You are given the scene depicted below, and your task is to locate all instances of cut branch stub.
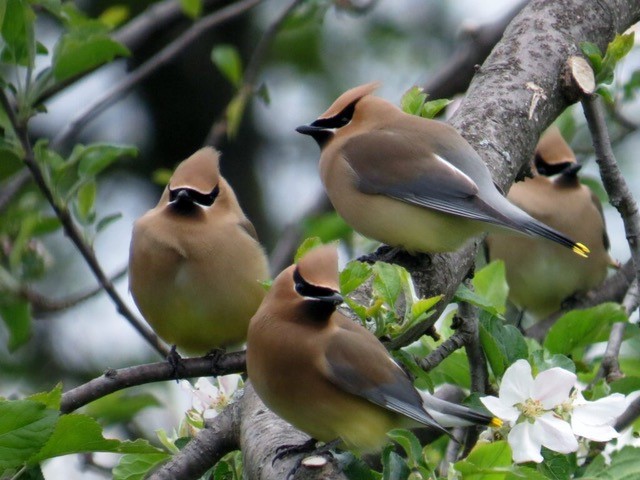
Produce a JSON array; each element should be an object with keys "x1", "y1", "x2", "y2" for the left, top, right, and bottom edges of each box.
[{"x1": 563, "y1": 55, "x2": 596, "y2": 101}]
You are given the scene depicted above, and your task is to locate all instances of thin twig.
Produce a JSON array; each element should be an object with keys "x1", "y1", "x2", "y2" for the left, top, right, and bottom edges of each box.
[
  {"x1": 418, "y1": 331, "x2": 466, "y2": 372},
  {"x1": 615, "y1": 394, "x2": 640, "y2": 432},
  {"x1": 36, "y1": 0, "x2": 222, "y2": 105},
  {"x1": 582, "y1": 94, "x2": 640, "y2": 315},
  {"x1": 60, "y1": 351, "x2": 246, "y2": 413},
  {"x1": 23, "y1": 266, "x2": 128, "y2": 314},
  {"x1": 51, "y1": 0, "x2": 263, "y2": 152},
  {"x1": 0, "y1": 89, "x2": 169, "y2": 357},
  {"x1": 204, "y1": 0, "x2": 304, "y2": 147}
]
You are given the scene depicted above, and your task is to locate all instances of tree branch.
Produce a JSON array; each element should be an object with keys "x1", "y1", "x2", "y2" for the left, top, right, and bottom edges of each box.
[
  {"x1": 21, "y1": 266, "x2": 128, "y2": 315},
  {"x1": 149, "y1": 396, "x2": 241, "y2": 480},
  {"x1": 526, "y1": 259, "x2": 635, "y2": 342},
  {"x1": 0, "y1": 89, "x2": 170, "y2": 357},
  {"x1": 60, "y1": 351, "x2": 246, "y2": 413},
  {"x1": 50, "y1": 0, "x2": 263, "y2": 152},
  {"x1": 582, "y1": 94, "x2": 640, "y2": 315},
  {"x1": 615, "y1": 394, "x2": 640, "y2": 432},
  {"x1": 420, "y1": 0, "x2": 528, "y2": 100},
  {"x1": 204, "y1": 0, "x2": 305, "y2": 148}
]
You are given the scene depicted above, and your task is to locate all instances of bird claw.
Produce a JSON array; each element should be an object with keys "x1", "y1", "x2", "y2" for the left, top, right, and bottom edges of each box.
[
  {"x1": 167, "y1": 345, "x2": 184, "y2": 381},
  {"x1": 272, "y1": 438, "x2": 317, "y2": 466}
]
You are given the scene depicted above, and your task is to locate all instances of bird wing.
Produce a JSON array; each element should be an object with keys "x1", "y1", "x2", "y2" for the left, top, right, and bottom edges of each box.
[
  {"x1": 342, "y1": 130, "x2": 501, "y2": 223},
  {"x1": 322, "y1": 318, "x2": 448, "y2": 433}
]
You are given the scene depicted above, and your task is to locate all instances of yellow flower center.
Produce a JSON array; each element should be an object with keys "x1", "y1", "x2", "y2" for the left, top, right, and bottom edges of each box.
[{"x1": 519, "y1": 398, "x2": 544, "y2": 419}]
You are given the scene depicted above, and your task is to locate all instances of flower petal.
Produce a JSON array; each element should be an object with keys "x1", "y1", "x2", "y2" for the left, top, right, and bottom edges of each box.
[
  {"x1": 536, "y1": 412, "x2": 578, "y2": 454},
  {"x1": 480, "y1": 396, "x2": 520, "y2": 423},
  {"x1": 219, "y1": 374, "x2": 241, "y2": 396},
  {"x1": 533, "y1": 368, "x2": 576, "y2": 409},
  {"x1": 508, "y1": 421, "x2": 543, "y2": 463},
  {"x1": 573, "y1": 393, "x2": 627, "y2": 425},
  {"x1": 500, "y1": 359, "x2": 534, "y2": 406},
  {"x1": 572, "y1": 420, "x2": 619, "y2": 442}
]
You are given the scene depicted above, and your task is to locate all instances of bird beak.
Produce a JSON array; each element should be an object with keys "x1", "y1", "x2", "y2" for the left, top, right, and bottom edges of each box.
[
  {"x1": 296, "y1": 124, "x2": 324, "y2": 136},
  {"x1": 317, "y1": 291, "x2": 344, "y2": 306}
]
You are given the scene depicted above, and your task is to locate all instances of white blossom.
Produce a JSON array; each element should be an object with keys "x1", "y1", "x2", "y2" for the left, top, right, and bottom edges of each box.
[{"x1": 481, "y1": 359, "x2": 578, "y2": 463}]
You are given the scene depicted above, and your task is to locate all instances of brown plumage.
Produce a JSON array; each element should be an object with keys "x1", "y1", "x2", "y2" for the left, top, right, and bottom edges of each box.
[
  {"x1": 247, "y1": 245, "x2": 499, "y2": 453},
  {"x1": 129, "y1": 147, "x2": 269, "y2": 353},
  {"x1": 486, "y1": 126, "x2": 618, "y2": 319},
  {"x1": 296, "y1": 83, "x2": 589, "y2": 257}
]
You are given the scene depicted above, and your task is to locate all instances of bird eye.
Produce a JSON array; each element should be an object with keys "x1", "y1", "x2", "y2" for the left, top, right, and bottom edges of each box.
[{"x1": 293, "y1": 267, "x2": 339, "y2": 299}]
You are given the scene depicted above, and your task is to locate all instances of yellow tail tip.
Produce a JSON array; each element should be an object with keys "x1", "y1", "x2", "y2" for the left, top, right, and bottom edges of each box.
[
  {"x1": 490, "y1": 417, "x2": 503, "y2": 428},
  {"x1": 573, "y1": 243, "x2": 590, "y2": 258}
]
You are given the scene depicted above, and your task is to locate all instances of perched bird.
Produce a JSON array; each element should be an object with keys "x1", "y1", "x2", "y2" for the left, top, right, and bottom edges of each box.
[
  {"x1": 296, "y1": 83, "x2": 589, "y2": 257},
  {"x1": 247, "y1": 245, "x2": 500, "y2": 454},
  {"x1": 486, "y1": 126, "x2": 618, "y2": 319},
  {"x1": 129, "y1": 148, "x2": 269, "y2": 353}
]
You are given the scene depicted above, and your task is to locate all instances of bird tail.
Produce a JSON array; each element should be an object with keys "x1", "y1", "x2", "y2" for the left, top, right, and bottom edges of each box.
[
  {"x1": 420, "y1": 392, "x2": 502, "y2": 428},
  {"x1": 519, "y1": 217, "x2": 590, "y2": 258}
]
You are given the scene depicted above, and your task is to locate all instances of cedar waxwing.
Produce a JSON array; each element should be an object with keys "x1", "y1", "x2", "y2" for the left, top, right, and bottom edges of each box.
[
  {"x1": 486, "y1": 126, "x2": 618, "y2": 319},
  {"x1": 246, "y1": 245, "x2": 500, "y2": 453},
  {"x1": 129, "y1": 148, "x2": 269, "y2": 353},
  {"x1": 296, "y1": 83, "x2": 589, "y2": 257}
]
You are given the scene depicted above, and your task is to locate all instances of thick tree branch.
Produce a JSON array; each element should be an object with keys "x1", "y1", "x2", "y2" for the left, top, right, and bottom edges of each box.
[
  {"x1": 149, "y1": 395, "x2": 241, "y2": 480},
  {"x1": 51, "y1": 0, "x2": 263, "y2": 152},
  {"x1": 60, "y1": 351, "x2": 246, "y2": 413}
]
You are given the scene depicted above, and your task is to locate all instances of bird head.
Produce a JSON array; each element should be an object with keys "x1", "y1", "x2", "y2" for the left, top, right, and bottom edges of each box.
[{"x1": 296, "y1": 82, "x2": 381, "y2": 147}]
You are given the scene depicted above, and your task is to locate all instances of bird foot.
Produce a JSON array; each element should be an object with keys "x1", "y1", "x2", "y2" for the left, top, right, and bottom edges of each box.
[
  {"x1": 357, "y1": 245, "x2": 400, "y2": 264},
  {"x1": 204, "y1": 347, "x2": 225, "y2": 363},
  {"x1": 167, "y1": 345, "x2": 184, "y2": 381},
  {"x1": 272, "y1": 437, "x2": 317, "y2": 466}
]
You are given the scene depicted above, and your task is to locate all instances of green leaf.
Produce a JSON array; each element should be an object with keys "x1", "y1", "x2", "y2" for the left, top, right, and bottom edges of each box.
[
  {"x1": 453, "y1": 441, "x2": 512, "y2": 479},
  {"x1": 606, "y1": 32, "x2": 635, "y2": 63},
  {"x1": 381, "y1": 447, "x2": 410, "y2": 480},
  {"x1": 76, "y1": 180, "x2": 97, "y2": 223},
  {"x1": 400, "y1": 86, "x2": 428, "y2": 116},
  {"x1": 225, "y1": 93, "x2": 248, "y2": 138},
  {"x1": 544, "y1": 303, "x2": 627, "y2": 355},
  {"x1": 623, "y1": 69, "x2": 640, "y2": 100},
  {"x1": 372, "y1": 262, "x2": 402, "y2": 308},
  {"x1": 479, "y1": 313, "x2": 528, "y2": 378},
  {"x1": 31, "y1": 216, "x2": 62, "y2": 236},
  {"x1": 179, "y1": 0, "x2": 202, "y2": 18},
  {"x1": 1, "y1": 0, "x2": 36, "y2": 67},
  {"x1": 52, "y1": 24, "x2": 130, "y2": 81},
  {"x1": 303, "y1": 212, "x2": 352, "y2": 243},
  {"x1": 530, "y1": 350, "x2": 575, "y2": 374},
  {"x1": 582, "y1": 446, "x2": 640, "y2": 478},
  {"x1": 28, "y1": 384, "x2": 62, "y2": 410},
  {"x1": 394, "y1": 349, "x2": 434, "y2": 392},
  {"x1": 294, "y1": 237, "x2": 324, "y2": 262},
  {"x1": 580, "y1": 41, "x2": 603, "y2": 74},
  {"x1": 0, "y1": 400, "x2": 58, "y2": 470},
  {"x1": 410, "y1": 296, "x2": 442, "y2": 322},
  {"x1": 340, "y1": 261, "x2": 372, "y2": 295},
  {"x1": 455, "y1": 283, "x2": 502, "y2": 317},
  {"x1": 77, "y1": 144, "x2": 137, "y2": 177},
  {"x1": 113, "y1": 452, "x2": 171, "y2": 480},
  {"x1": 387, "y1": 429, "x2": 422, "y2": 467},
  {"x1": 99, "y1": 6, "x2": 130, "y2": 29},
  {"x1": 472, "y1": 261, "x2": 508, "y2": 315},
  {"x1": 31, "y1": 414, "x2": 163, "y2": 463},
  {"x1": 96, "y1": 212, "x2": 123, "y2": 233},
  {"x1": 152, "y1": 168, "x2": 173, "y2": 186},
  {"x1": 0, "y1": 298, "x2": 31, "y2": 351},
  {"x1": 537, "y1": 448, "x2": 576, "y2": 479},
  {"x1": 211, "y1": 45, "x2": 243, "y2": 88},
  {"x1": 421, "y1": 98, "x2": 452, "y2": 119},
  {"x1": 84, "y1": 391, "x2": 161, "y2": 425}
]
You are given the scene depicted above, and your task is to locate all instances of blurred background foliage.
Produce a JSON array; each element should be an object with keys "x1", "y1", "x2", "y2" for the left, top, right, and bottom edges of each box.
[{"x1": 1, "y1": 0, "x2": 639, "y2": 477}]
